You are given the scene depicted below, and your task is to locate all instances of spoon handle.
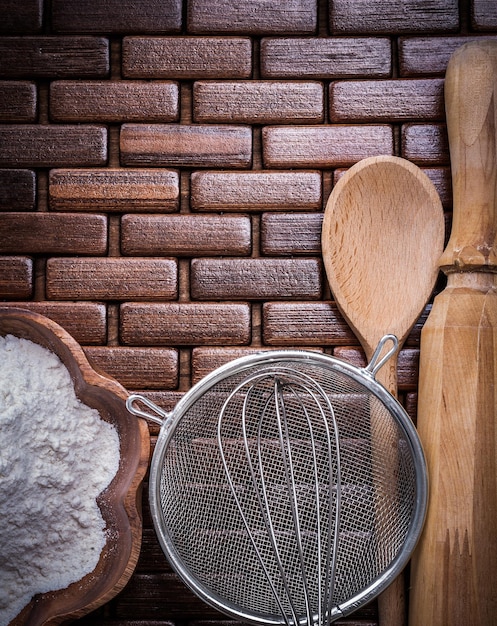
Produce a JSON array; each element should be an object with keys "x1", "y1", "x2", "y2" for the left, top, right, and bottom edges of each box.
[{"x1": 409, "y1": 40, "x2": 497, "y2": 626}]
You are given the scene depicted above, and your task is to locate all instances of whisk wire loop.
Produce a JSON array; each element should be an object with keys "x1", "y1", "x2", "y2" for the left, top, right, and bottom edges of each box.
[{"x1": 218, "y1": 369, "x2": 342, "y2": 626}]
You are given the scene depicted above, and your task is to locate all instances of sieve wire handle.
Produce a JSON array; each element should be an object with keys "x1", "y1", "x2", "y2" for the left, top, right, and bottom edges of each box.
[
  {"x1": 126, "y1": 393, "x2": 170, "y2": 426},
  {"x1": 365, "y1": 334, "x2": 399, "y2": 378}
]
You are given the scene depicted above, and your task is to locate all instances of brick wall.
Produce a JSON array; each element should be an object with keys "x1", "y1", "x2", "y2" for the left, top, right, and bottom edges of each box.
[{"x1": 1, "y1": 0, "x2": 496, "y2": 624}]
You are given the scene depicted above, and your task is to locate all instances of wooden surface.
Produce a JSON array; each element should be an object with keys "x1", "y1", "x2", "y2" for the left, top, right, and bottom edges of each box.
[
  {"x1": 1, "y1": 1, "x2": 496, "y2": 624},
  {"x1": 0, "y1": 307, "x2": 149, "y2": 626},
  {"x1": 322, "y1": 155, "x2": 445, "y2": 625},
  {"x1": 409, "y1": 39, "x2": 497, "y2": 626}
]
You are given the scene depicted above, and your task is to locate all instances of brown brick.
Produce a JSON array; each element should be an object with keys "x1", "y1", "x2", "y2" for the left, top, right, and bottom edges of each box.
[
  {"x1": 422, "y1": 167, "x2": 452, "y2": 208},
  {"x1": 473, "y1": 0, "x2": 497, "y2": 29},
  {"x1": 334, "y1": 346, "x2": 419, "y2": 390},
  {"x1": 190, "y1": 170, "x2": 322, "y2": 211},
  {"x1": 330, "y1": 78, "x2": 445, "y2": 121},
  {"x1": 405, "y1": 392, "x2": 418, "y2": 424},
  {"x1": 52, "y1": 0, "x2": 182, "y2": 33},
  {"x1": 113, "y1": 573, "x2": 220, "y2": 621},
  {"x1": 262, "y1": 125, "x2": 393, "y2": 168},
  {"x1": 120, "y1": 302, "x2": 251, "y2": 346},
  {"x1": 330, "y1": 0, "x2": 459, "y2": 34},
  {"x1": 191, "y1": 258, "x2": 321, "y2": 300},
  {"x1": 0, "y1": 257, "x2": 32, "y2": 298},
  {"x1": 0, "y1": 125, "x2": 107, "y2": 168},
  {"x1": 0, "y1": 82, "x2": 37, "y2": 122},
  {"x1": 84, "y1": 346, "x2": 179, "y2": 389},
  {"x1": 46, "y1": 258, "x2": 177, "y2": 301},
  {"x1": 401, "y1": 123, "x2": 449, "y2": 164},
  {"x1": 193, "y1": 81, "x2": 323, "y2": 124},
  {"x1": 192, "y1": 346, "x2": 282, "y2": 383},
  {"x1": 0, "y1": 0, "x2": 42, "y2": 33},
  {"x1": 262, "y1": 302, "x2": 354, "y2": 345},
  {"x1": 121, "y1": 215, "x2": 251, "y2": 256},
  {"x1": 0, "y1": 213, "x2": 107, "y2": 255},
  {"x1": 50, "y1": 81, "x2": 179, "y2": 123},
  {"x1": 261, "y1": 37, "x2": 391, "y2": 78},
  {"x1": 0, "y1": 302, "x2": 107, "y2": 344},
  {"x1": 187, "y1": 0, "x2": 317, "y2": 34},
  {"x1": 120, "y1": 124, "x2": 252, "y2": 168},
  {"x1": 123, "y1": 37, "x2": 252, "y2": 79},
  {"x1": 49, "y1": 168, "x2": 179, "y2": 212},
  {"x1": 0, "y1": 170, "x2": 35, "y2": 211},
  {"x1": 261, "y1": 213, "x2": 323, "y2": 255},
  {"x1": 0, "y1": 37, "x2": 109, "y2": 78},
  {"x1": 398, "y1": 36, "x2": 497, "y2": 76}
]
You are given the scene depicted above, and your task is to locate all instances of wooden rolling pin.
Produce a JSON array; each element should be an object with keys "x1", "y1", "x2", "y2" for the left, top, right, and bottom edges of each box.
[{"x1": 408, "y1": 40, "x2": 497, "y2": 625}]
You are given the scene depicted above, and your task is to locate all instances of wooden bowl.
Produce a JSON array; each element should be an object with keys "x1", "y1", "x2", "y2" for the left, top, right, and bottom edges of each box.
[{"x1": 0, "y1": 307, "x2": 150, "y2": 626}]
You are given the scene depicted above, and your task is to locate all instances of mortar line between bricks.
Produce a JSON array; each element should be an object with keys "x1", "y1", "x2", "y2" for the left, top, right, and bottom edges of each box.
[
  {"x1": 108, "y1": 215, "x2": 121, "y2": 257},
  {"x1": 38, "y1": 82, "x2": 49, "y2": 124},
  {"x1": 33, "y1": 258, "x2": 46, "y2": 301},
  {"x1": 110, "y1": 38, "x2": 122, "y2": 80},
  {"x1": 252, "y1": 302, "x2": 262, "y2": 347},
  {"x1": 179, "y1": 258, "x2": 190, "y2": 301},
  {"x1": 108, "y1": 126, "x2": 120, "y2": 168},
  {"x1": 107, "y1": 304, "x2": 119, "y2": 346},
  {"x1": 37, "y1": 171, "x2": 48, "y2": 212}
]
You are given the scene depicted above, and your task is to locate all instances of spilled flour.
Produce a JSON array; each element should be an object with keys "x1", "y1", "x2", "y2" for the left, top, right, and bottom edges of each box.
[{"x1": 0, "y1": 335, "x2": 120, "y2": 626}]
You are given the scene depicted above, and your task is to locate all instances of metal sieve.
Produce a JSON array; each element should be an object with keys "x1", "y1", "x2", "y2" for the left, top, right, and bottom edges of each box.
[{"x1": 126, "y1": 335, "x2": 427, "y2": 624}]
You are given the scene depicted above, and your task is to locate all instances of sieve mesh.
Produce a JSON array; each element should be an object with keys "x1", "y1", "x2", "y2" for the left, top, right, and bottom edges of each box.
[{"x1": 152, "y1": 355, "x2": 422, "y2": 625}]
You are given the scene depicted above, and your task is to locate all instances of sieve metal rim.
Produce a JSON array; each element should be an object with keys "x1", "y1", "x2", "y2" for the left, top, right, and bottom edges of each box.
[{"x1": 129, "y1": 343, "x2": 428, "y2": 624}]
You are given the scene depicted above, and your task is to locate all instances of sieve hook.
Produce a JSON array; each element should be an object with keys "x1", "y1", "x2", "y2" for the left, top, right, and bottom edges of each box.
[
  {"x1": 365, "y1": 334, "x2": 399, "y2": 377},
  {"x1": 126, "y1": 393, "x2": 170, "y2": 426}
]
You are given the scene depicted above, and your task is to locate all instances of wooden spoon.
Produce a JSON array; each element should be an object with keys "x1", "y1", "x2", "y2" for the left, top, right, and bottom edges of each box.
[{"x1": 321, "y1": 154, "x2": 445, "y2": 625}]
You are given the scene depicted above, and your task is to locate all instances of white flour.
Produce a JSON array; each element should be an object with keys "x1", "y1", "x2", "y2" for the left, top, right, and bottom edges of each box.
[{"x1": 0, "y1": 334, "x2": 120, "y2": 626}]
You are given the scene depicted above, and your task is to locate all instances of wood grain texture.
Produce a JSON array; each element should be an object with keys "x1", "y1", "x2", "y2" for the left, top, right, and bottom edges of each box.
[
  {"x1": 84, "y1": 346, "x2": 179, "y2": 389},
  {"x1": 187, "y1": 0, "x2": 317, "y2": 34},
  {"x1": 322, "y1": 155, "x2": 444, "y2": 626},
  {"x1": 123, "y1": 36, "x2": 252, "y2": 79},
  {"x1": 0, "y1": 37, "x2": 109, "y2": 78},
  {"x1": 399, "y1": 36, "x2": 497, "y2": 76},
  {"x1": 329, "y1": 78, "x2": 445, "y2": 121},
  {"x1": 190, "y1": 170, "x2": 322, "y2": 210},
  {"x1": 0, "y1": 257, "x2": 32, "y2": 298},
  {"x1": 0, "y1": 213, "x2": 107, "y2": 254},
  {"x1": 0, "y1": 169, "x2": 35, "y2": 211},
  {"x1": 261, "y1": 37, "x2": 391, "y2": 78},
  {"x1": 120, "y1": 302, "x2": 251, "y2": 346},
  {"x1": 121, "y1": 215, "x2": 251, "y2": 256},
  {"x1": 52, "y1": 0, "x2": 182, "y2": 33},
  {"x1": 46, "y1": 258, "x2": 178, "y2": 301},
  {"x1": 409, "y1": 39, "x2": 497, "y2": 626},
  {"x1": 330, "y1": 0, "x2": 459, "y2": 34},
  {"x1": 191, "y1": 258, "x2": 322, "y2": 300},
  {"x1": 262, "y1": 301, "x2": 354, "y2": 345},
  {"x1": 472, "y1": 0, "x2": 497, "y2": 30},
  {"x1": 50, "y1": 81, "x2": 179, "y2": 122},
  {"x1": 263, "y1": 125, "x2": 393, "y2": 168},
  {"x1": 49, "y1": 168, "x2": 179, "y2": 212},
  {"x1": 401, "y1": 123, "x2": 449, "y2": 164},
  {"x1": 0, "y1": 302, "x2": 107, "y2": 344},
  {"x1": 0, "y1": 125, "x2": 107, "y2": 167},
  {"x1": 261, "y1": 213, "x2": 323, "y2": 255},
  {"x1": 120, "y1": 124, "x2": 252, "y2": 168},
  {"x1": 0, "y1": 81, "x2": 36, "y2": 122},
  {"x1": 0, "y1": 0, "x2": 42, "y2": 33},
  {"x1": 193, "y1": 80, "x2": 323, "y2": 123},
  {"x1": 192, "y1": 346, "x2": 278, "y2": 383}
]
